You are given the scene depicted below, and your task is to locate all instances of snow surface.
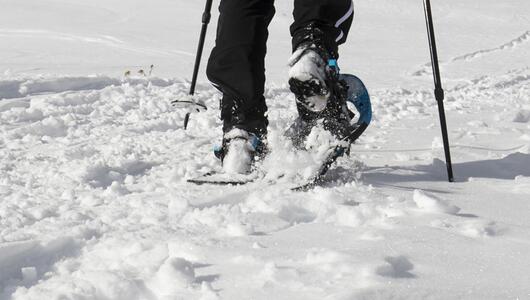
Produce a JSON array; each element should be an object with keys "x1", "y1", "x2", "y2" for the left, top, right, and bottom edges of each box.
[{"x1": 1, "y1": 0, "x2": 530, "y2": 299}]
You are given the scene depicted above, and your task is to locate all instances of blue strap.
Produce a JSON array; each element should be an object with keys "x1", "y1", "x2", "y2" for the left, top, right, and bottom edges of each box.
[
  {"x1": 213, "y1": 134, "x2": 262, "y2": 159},
  {"x1": 248, "y1": 134, "x2": 262, "y2": 151},
  {"x1": 328, "y1": 59, "x2": 340, "y2": 73}
]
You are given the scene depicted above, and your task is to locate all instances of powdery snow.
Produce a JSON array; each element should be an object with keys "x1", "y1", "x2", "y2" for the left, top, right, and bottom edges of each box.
[{"x1": 1, "y1": 0, "x2": 530, "y2": 299}]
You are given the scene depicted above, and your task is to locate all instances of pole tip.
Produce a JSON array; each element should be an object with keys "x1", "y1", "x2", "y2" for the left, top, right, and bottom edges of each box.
[{"x1": 184, "y1": 113, "x2": 190, "y2": 130}]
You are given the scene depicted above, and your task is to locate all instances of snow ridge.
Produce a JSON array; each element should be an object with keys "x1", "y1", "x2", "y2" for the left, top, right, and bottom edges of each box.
[{"x1": 451, "y1": 30, "x2": 530, "y2": 62}]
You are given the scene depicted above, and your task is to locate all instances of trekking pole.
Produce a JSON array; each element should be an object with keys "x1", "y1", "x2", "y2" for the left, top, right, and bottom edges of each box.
[
  {"x1": 184, "y1": 0, "x2": 214, "y2": 130},
  {"x1": 423, "y1": 0, "x2": 454, "y2": 182}
]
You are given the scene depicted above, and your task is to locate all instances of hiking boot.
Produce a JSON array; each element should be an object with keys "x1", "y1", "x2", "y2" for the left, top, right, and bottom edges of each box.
[{"x1": 214, "y1": 128, "x2": 265, "y2": 174}]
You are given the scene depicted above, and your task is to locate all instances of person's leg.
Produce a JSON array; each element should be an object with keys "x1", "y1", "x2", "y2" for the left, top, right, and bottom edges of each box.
[
  {"x1": 291, "y1": 0, "x2": 354, "y2": 58},
  {"x1": 206, "y1": 0, "x2": 275, "y2": 138}
]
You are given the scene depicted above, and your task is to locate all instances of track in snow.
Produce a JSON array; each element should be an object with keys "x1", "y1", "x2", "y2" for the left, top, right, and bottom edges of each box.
[{"x1": 1, "y1": 69, "x2": 530, "y2": 299}]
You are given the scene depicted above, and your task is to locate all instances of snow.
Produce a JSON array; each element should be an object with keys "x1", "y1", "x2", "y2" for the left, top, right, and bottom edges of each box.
[{"x1": 1, "y1": 0, "x2": 530, "y2": 299}]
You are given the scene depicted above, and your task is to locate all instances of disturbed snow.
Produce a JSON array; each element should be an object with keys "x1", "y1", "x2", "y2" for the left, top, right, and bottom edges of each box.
[{"x1": 1, "y1": 70, "x2": 529, "y2": 299}]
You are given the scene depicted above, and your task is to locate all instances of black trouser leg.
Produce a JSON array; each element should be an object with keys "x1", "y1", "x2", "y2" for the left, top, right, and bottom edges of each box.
[
  {"x1": 291, "y1": 0, "x2": 354, "y2": 57},
  {"x1": 206, "y1": 0, "x2": 275, "y2": 137}
]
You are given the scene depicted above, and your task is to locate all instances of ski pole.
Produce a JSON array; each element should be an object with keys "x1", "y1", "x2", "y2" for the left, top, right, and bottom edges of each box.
[
  {"x1": 184, "y1": 0, "x2": 214, "y2": 130},
  {"x1": 423, "y1": 0, "x2": 454, "y2": 182}
]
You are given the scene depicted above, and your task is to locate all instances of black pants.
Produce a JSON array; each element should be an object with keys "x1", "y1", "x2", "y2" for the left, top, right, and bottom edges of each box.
[{"x1": 207, "y1": 0, "x2": 354, "y2": 136}]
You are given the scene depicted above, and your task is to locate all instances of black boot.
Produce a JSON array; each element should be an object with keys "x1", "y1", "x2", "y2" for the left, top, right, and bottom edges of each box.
[{"x1": 287, "y1": 26, "x2": 356, "y2": 146}]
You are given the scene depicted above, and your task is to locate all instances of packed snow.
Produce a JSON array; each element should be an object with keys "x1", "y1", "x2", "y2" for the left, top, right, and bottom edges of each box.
[{"x1": 1, "y1": 0, "x2": 529, "y2": 299}]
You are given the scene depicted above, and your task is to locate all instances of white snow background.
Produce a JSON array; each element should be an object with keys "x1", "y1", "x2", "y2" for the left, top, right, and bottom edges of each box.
[{"x1": 1, "y1": 0, "x2": 530, "y2": 299}]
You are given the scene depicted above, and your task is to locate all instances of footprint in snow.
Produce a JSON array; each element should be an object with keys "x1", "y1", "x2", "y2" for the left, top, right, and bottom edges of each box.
[
  {"x1": 431, "y1": 219, "x2": 500, "y2": 238},
  {"x1": 412, "y1": 190, "x2": 502, "y2": 238},
  {"x1": 376, "y1": 256, "x2": 415, "y2": 279}
]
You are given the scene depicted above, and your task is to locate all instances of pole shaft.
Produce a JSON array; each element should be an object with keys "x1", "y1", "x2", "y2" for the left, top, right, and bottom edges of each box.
[
  {"x1": 423, "y1": 0, "x2": 454, "y2": 182},
  {"x1": 185, "y1": 0, "x2": 214, "y2": 129},
  {"x1": 189, "y1": 0, "x2": 214, "y2": 96}
]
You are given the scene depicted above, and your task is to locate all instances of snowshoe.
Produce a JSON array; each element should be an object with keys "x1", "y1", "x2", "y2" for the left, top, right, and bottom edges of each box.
[
  {"x1": 286, "y1": 69, "x2": 373, "y2": 189},
  {"x1": 287, "y1": 40, "x2": 371, "y2": 148}
]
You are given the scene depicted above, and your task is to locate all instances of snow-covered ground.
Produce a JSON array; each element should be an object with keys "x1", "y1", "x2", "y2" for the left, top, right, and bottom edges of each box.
[{"x1": 1, "y1": 0, "x2": 529, "y2": 299}]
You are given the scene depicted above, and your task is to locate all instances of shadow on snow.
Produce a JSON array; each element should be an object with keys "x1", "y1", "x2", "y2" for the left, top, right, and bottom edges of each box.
[{"x1": 361, "y1": 152, "x2": 530, "y2": 185}]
